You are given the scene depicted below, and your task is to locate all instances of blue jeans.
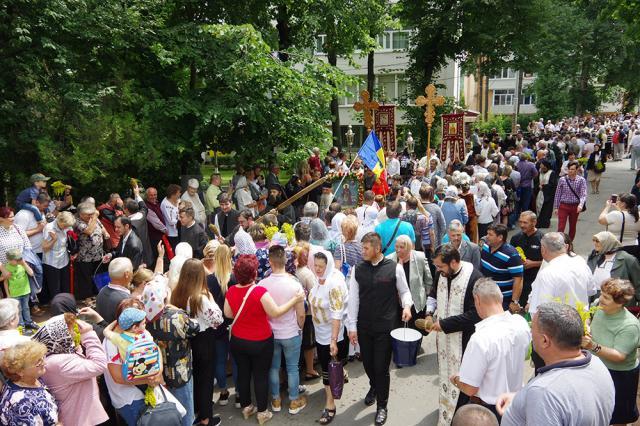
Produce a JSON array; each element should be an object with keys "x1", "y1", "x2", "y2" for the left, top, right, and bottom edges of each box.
[
  {"x1": 214, "y1": 337, "x2": 237, "y2": 389},
  {"x1": 16, "y1": 202, "x2": 43, "y2": 222},
  {"x1": 14, "y1": 295, "x2": 31, "y2": 326},
  {"x1": 170, "y1": 378, "x2": 194, "y2": 426},
  {"x1": 269, "y1": 334, "x2": 302, "y2": 400},
  {"x1": 117, "y1": 398, "x2": 145, "y2": 426}
]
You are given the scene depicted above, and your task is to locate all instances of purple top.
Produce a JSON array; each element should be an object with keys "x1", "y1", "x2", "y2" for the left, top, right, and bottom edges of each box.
[
  {"x1": 517, "y1": 160, "x2": 538, "y2": 188},
  {"x1": 553, "y1": 175, "x2": 587, "y2": 209}
]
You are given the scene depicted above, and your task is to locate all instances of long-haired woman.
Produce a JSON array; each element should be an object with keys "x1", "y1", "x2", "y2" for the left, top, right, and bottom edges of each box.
[{"x1": 171, "y1": 259, "x2": 223, "y2": 426}]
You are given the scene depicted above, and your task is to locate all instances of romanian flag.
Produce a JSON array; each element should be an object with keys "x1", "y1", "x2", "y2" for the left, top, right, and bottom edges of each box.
[{"x1": 358, "y1": 131, "x2": 386, "y2": 177}]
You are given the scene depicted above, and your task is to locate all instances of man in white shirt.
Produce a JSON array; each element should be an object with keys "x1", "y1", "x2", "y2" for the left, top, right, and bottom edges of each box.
[
  {"x1": 347, "y1": 232, "x2": 412, "y2": 426},
  {"x1": 14, "y1": 192, "x2": 50, "y2": 256},
  {"x1": 161, "y1": 184, "x2": 181, "y2": 249},
  {"x1": 386, "y1": 151, "x2": 401, "y2": 178},
  {"x1": 451, "y1": 278, "x2": 531, "y2": 418},
  {"x1": 629, "y1": 130, "x2": 640, "y2": 170},
  {"x1": 526, "y1": 232, "x2": 594, "y2": 368},
  {"x1": 258, "y1": 246, "x2": 307, "y2": 414},
  {"x1": 409, "y1": 168, "x2": 427, "y2": 196}
]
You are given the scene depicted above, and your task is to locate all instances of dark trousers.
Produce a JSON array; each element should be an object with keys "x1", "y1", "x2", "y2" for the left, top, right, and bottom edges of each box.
[
  {"x1": 230, "y1": 335, "x2": 274, "y2": 412},
  {"x1": 74, "y1": 260, "x2": 100, "y2": 300},
  {"x1": 43, "y1": 264, "x2": 70, "y2": 302},
  {"x1": 192, "y1": 328, "x2": 217, "y2": 421},
  {"x1": 517, "y1": 186, "x2": 533, "y2": 216},
  {"x1": 358, "y1": 328, "x2": 393, "y2": 409},
  {"x1": 316, "y1": 338, "x2": 348, "y2": 386}
]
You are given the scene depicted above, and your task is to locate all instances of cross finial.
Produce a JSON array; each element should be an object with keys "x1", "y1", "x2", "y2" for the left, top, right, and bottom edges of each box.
[
  {"x1": 353, "y1": 90, "x2": 380, "y2": 131},
  {"x1": 416, "y1": 84, "x2": 445, "y2": 129}
]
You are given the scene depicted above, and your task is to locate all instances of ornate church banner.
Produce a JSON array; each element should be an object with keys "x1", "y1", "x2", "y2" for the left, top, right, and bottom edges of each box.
[
  {"x1": 374, "y1": 105, "x2": 396, "y2": 152},
  {"x1": 440, "y1": 113, "x2": 466, "y2": 162}
]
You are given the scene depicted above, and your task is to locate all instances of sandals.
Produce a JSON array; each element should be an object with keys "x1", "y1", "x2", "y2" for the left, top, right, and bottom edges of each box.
[
  {"x1": 242, "y1": 404, "x2": 258, "y2": 419},
  {"x1": 305, "y1": 372, "x2": 321, "y2": 381},
  {"x1": 317, "y1": 408, "x2": 336, "y2": 425}
]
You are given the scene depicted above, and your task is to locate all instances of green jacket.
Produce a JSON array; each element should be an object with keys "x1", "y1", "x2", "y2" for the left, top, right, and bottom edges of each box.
[{"x1": 587, "y1": 249, "x2": 640, "y2": 306}]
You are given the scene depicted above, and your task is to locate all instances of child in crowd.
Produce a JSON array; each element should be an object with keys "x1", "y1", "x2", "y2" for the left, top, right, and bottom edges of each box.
[
  {"x1": 103, "y1": 307, "x2": 160, "y2": 382},
  {"x1": 15, "y1": 173, "x2": 50, "y2": 222},
  {"x1": 2, "y1": 248, "x2": 38, "y2": 331}
]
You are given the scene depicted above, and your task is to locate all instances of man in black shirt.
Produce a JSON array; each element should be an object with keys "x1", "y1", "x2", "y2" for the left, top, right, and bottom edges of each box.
[{"x1": 509, "y1": 211, "x2": 544, "y2": 306}]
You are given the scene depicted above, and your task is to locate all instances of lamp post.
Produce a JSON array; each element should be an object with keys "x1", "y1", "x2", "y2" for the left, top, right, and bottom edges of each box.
[
  {"x1": 345, "y1": 125, "x2": 355, "y2": 161},
  {"x1": 406, "y1": 131, "x2": 414, "y2": 155}
]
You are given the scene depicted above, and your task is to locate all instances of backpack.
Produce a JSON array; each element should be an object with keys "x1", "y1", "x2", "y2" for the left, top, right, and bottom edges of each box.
[{"x1": 120, "y1": 334, "x2": 161, "y2": 382}]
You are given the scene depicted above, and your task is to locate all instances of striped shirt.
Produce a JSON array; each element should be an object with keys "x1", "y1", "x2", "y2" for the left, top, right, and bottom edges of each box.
[{"x1": 481, "y1": 243, "x2": 524, "y2": 297}]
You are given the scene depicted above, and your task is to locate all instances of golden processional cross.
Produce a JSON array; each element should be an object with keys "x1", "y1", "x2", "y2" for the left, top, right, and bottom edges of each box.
[
  {"x1": 416, "y1": 84, "x2": 445, "y2": 165},
  {"x1": 353, "y1": 90, "x2": 379, "y2": 132}
]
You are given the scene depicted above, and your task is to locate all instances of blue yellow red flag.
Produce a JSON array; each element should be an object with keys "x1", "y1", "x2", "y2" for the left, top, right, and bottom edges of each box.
[{"x1": 357, "y1": 131, "x2": 386, "y2": 177}]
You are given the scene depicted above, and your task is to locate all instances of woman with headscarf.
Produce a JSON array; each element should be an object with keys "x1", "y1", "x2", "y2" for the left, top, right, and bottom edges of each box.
[
  {"x1": 587, "y1": 231, "x2": 640, "y2": 301},
  {"x1": 234, "y1": 226, "x2": 257, "y2": 256},
  {"x1": 34, "y1": 314, "x2": 108, "y2": 426},
  {"x1": 168, "y1": 242, "x2": 192, "y2": 290},
  {"x1": 310, "y1": 218, "x2": 331, "y2": 250},
  {"x1": 144, "y1": 276, "x2": 201, "y2": 426},
  {"x1": 474, "y1": 181, "x2": 498, "y2": 238},
  {"x1": 0, "y1": 341, "x2": 58, "y2": 425},
  {"x1": 308, "y1": 250, "x2": 349, "y2": 425},
  {"x1": 235, "y1": 176, "x2": 257, "y2": 216}
]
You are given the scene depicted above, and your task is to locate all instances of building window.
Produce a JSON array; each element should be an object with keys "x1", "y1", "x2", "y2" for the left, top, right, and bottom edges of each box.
[
  {"x1": 377, "y1": 32, "x2": 391, "y2": 50},
  {"x1": 376, "y1": 74, "x2": 396, "y2": 102},
  {"x1": 492, "y1": 68, "x2": 516, "y2": 79},
  {"x1": 392, "y1": 31, "x2": 409, "y2": 50},
  {"x1": 493, "y1": 89, "x2": 515, "y2": 106},
  {"x1": 521, "y1": 93, "x2": 535, "y2": 105}
]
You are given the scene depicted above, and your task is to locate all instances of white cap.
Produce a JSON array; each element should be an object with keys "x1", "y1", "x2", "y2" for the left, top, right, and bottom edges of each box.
[{"x1": 188, "y1": 178, "x2": 199, "y2": 189}]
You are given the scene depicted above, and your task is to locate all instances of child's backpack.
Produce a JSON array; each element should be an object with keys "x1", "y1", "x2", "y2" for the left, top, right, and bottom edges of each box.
[{"x1": 120, "y1": 334, "x2": 161, "y2": 382}]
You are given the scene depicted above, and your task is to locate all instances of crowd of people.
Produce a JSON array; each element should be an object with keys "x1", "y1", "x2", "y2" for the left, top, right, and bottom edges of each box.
[{"x1": 1, "y1": 113, "x2": 640, "y2": 426}]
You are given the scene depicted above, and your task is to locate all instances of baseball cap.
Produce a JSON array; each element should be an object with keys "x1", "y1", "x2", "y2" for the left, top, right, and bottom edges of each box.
[
  {"x1": 30, "y1": 173, "x2": 50, "y2": 183},
  {"x1": 118, "y1": 308, "x2": 146, "y2": 330},
  {"x1": 188, "y1": 178, "x2": 199, "y2": 189},
  {"x1": 6, "y1": 248, "x2": 22, "y2": 261}
]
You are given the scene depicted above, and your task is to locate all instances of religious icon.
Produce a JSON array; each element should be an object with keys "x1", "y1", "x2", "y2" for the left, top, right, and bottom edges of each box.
[
  {"x1": 448, "y1": 122, "x2": 457, "y2": 135},
  {"x1": 331, "y1": 176, "x2": 362, "y2": 209}
]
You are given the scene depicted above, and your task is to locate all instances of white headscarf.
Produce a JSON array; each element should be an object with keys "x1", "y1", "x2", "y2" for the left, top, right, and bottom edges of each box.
[{"x1": 234, "y1": 227, "x2": 256, "y2": 255}]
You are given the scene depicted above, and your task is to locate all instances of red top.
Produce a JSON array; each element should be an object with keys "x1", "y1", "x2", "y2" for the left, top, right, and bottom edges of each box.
[{"x1": 225, "y1": 285, "x2": 272, "y2": 341}]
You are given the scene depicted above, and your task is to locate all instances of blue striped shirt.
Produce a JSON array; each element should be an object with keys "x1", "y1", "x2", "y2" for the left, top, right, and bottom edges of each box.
[{"x1": 480, "y1": 243, "x2": 524, "y2": 297}]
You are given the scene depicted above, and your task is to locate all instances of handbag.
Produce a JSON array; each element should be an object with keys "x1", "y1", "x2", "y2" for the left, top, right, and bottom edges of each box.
[
  {"x1": 136, "y1": 386, "x2": 182, "y2": 426},
  {"x1": 228, "y1": 285, "x2": 256, "y2": 341},
  {"x1": 328, "y1": 357, "x2": 344, "y2": 400},
  {"x1": 564, "y1": 177, "x2": 586, "y2": 212}
]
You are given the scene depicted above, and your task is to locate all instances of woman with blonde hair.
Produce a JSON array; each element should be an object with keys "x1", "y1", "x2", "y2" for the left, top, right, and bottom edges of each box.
[
  {"x1": 42, "y1": 210, "x2": 75, "y2": 300},
  {"x1": 206, "y1": 244, "x2": 238, "y2": 406},
  {"x1": 0, "y1": 341, "x2": 58, "y2": 425},
  {"x1": 171, "y1": 259, "x2": 224, "y2": 426},
  {"x1": 130, "y1": 241, "x2": 165, "y2": 299}
]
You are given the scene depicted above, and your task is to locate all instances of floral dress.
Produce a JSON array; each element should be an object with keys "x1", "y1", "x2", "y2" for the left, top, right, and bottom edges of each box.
[
  {"x1": 75, "y1": 220, "x2": 104, "y2": 262},
  {"x1": 0, "y1": 380, "x2": 58, "y2": 425}
]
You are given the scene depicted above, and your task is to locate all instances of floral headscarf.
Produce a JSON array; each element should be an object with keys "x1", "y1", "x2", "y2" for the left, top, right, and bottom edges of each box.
[
  {"x1": 142, "y1": 275, "x2": 170, "y2": 322},
  {"x1": 32, "y1": 314, "x2": 78, "y2": 355}
]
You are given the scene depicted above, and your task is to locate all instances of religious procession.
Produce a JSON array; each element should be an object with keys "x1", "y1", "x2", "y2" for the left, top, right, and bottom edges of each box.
[{"x1": 4, "y1": 1, "x2": 640, "y2": 425}]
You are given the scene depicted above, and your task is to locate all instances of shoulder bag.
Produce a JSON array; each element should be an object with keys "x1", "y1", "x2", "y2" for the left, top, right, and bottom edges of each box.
[
  {"x1": 382, "y1": 219, "x2": 402, "y2": 254},
  {"x1": 564, "y1": 177, "x2": 586, "y2": 212},
  {"x1": 228, "y1": 284, "x2": 256, "y2": 340},
  {"x1": 136, "y1": 386, "x2": 182, "y2": 426},
  {"x1": 620, "y1": 210, "x2": 626, "y2": 243}
]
